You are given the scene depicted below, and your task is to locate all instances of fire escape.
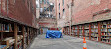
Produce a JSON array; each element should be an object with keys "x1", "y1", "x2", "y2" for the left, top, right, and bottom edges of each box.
[{"x1": 40, "y1": 1, "x2": 54, "y2": 18}]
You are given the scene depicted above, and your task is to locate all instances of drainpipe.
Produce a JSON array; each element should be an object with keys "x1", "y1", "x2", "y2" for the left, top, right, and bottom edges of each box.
[{"x1": 69, "y1": 3, "x2": 72, "y2": 36}]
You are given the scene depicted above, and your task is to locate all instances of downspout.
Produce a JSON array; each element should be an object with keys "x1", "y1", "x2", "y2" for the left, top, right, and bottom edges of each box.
[{"x1": 69, "y1": 3, "x2": 72, "y2": 36}]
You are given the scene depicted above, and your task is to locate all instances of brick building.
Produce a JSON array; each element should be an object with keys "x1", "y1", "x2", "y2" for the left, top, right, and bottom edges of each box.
[
  {"x1": 0, "y1": 0, "x2": 37, "y2": 28},
  {"x1": 39, "y1": 0, "x2": 57, "y2": 28},
  {"x1": 0, "y1": 0, "x2": 38, "y2": 49},
  {"x1": 56, "y1": 0, "x2": 111, "y2": 27},
  {"x1": 56, "y1": 0, "x2": 73, "y2": 28},
  {"x1": 57, "y1": 0, "x2": 111, "y2": 44}
]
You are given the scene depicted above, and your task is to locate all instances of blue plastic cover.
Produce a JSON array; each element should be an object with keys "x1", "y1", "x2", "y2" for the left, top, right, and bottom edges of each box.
[
  {"x1": 46, "y1": 30, "x2": 62, "y2": 38},
  {"x1": 0, "y1": 45, "x2": 7, "y2": 49}
]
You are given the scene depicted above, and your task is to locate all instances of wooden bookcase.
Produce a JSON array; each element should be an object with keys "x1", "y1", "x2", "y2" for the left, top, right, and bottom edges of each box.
[
  {"x1": 84, "y1": 24, "x2": 90, "y2": 39},
  {"x1": 66, "y1": 27, "x2": 68, "y2": 35},
  {"x1": 74, "y1": 26, "x2": 78, "y2": 37},
  {"x1": 0, "y1": 21, "x2": 38, "y2": 49},
  {"x1": 64, "y1": 21, "x2": 111, "y2": 44},
  {"x1": 0, "y1": 22, "x2": 15, "y2": 49},
  {"x1": 68, "y1": 27, "x2": 70, "y2": 35},
  {"x1": 91, "y1": 23, "x2": 98, "y2": 41},
  {"x1": 101, "y1": 21, "x2": 111, "y2": 43},
  {"x1": 79, "y1": 25, "x2": 83, "y2": 38},
  {"x1": 71, "y1": 26, "x2": 75, "y2": 36},
  {"x1": 107, "y1": 21, "x2": 111, "y2": 44},
  {"x1": 63, "y1": 27, "x2": 66, "y2": 35}
]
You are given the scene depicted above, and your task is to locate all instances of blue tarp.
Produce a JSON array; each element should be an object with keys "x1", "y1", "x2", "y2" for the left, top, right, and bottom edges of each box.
[{"x1": 46, "y1": 30, "x2": 62, "y2": 38}]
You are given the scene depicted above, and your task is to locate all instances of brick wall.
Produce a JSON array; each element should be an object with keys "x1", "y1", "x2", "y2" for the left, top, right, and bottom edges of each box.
[
  {"x1": 56, "y1": 0, "x2": 72, "y2": 27},
  {"x1": 0, "y1": 0, "x2": 37, "y2": 27},
  {"x1": 39, "y1": 17, "x2": 57, "y2": 28},
  {"x1": 57, "y1": 0, "x2": 111, "y2": 27},
  {"x1": 39, "y1": 0, "x2": 57, "y2": 28},
  {"x1": 72, "y1": 0, "x2": 111, "y2": 25}
]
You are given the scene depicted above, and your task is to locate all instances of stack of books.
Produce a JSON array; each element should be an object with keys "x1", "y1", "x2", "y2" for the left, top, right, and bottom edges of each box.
[{"x1": 0, "y1": 23, "x2": 12, "y2": 32}]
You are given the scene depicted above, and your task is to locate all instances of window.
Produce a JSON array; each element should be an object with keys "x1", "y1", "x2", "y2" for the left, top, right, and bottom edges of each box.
[
  {"x1": 59, "y1": 3, "x2": 60, "y2": 10},
  {"x1": 44, "y1": 0, "x2": 46, "y2": 4},
  {"x1": 63, "y1": 9, "x2": 65, "y2": 14},
  {"x1": 62, "y1": 0, "x2": 64, "y2": 6},
  {"x1": 36, "y1": 0, "x2": 39, "y2": 8},
  {"x1": 40, "y1": 0, "x2": 42, "y2": 3},
  {"x1": 59, "y1": 13, "x2": 60, "y2": 19}
]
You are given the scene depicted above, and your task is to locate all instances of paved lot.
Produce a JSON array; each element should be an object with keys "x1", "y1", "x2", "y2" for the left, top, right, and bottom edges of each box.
[{"x1": 29, "y1": 34, "x2": 111, "y2": 49}]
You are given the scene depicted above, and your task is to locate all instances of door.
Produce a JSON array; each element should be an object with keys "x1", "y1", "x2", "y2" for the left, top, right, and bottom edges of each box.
[{"x1": 43, "y1": 28, "x2": 48, "y2": 34}]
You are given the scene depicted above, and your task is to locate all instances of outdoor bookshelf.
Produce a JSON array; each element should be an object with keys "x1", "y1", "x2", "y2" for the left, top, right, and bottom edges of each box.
[
  {"x1": 64, "y1": 21, "x2": 111, "y2": 44},
  {"x1": 71, "y1": 26, "x2": 74, "y2": 36},
  {"x1": 68, "y1": 27, "x2": 70, "y2": 35},
  {"x1": 91, "y1": 23, "x2": 98, "y2": 41},
  {"x1": 107, "y1": 21, "x2": 111, "y2": 44},
  {"x1": 65, "y1": 27, "x2": 68, "y2": 35},
  {"x1": 79, "y1": 25, "x2": 83, "y2": 38},
  {"x1": 0, "y1": 22, "x2": 14, "y2": 49},
  {"x1": 0, "y1": 21, "x2": 38, "y2": 49},
  {"x1": 84, "y1": 24, "x2": 89, "y2": 39},
  {"x1": 100, "y1": 21, "x2": 111, "y2": 43},
  {"x1": 74, "y1": 26, "x2": 78, "y2": 37}
]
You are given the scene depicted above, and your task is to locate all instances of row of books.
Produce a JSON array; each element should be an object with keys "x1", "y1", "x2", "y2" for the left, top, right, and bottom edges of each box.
[
  {"x1": 0, "y1": 37, "x2": 15, "y2": 49},
  {"x1": 91, "y1": 37, "x2": 98, "y2": 41},
  {"x1": 91, "y1": 25, "x2": 98, "y2": 28},
  {"x1": 91, "y1": 33, "x2": 98, "y2": 37},
  {"x1": 101, "y1": 32, "x2": 111, "y2": 36},
  {"x1": 79, "y1": 26, "x2": 82, "y2": 29},
  {"x1": 84, "y1": 27, "x2": 89, "y2": 29},
  {"x1": 75, "y1": 32, "x2": 77, "y2": 35},
  {"x1": 74, "y1": 30, "x2": 77, "y2": 32},
  {"x1": 79, "y1": 30, "x2": 83, "y2": 33},
  {"x1": 91, "y1": 29, "x2": 98, "y2": 32},
  {"x1": 101, "y1": 39, "x2": 109, "y2": 43},
  {"x1": 85, "y1": 33, "x2": 89, "y2": 37},
  {"x1": 110, "y1": 39, "x2": 111, "y2": 43},
  {"x1": 107, "y1": 25, "x2": 111, "y2": 28},
  {"x1": 101, "y1": 29, "x2": 107, "y2": 32},
  {"x1": 0, "y1": 45, "x2": 14, "y2": 49},
  {"x1": 108, "y1": 29, "x2": 111, "y2": 32},
  {"x1": 84, "y1": 24, "x2": 89, "y2": 29},
  {"x1": 101, "y1": 36, "x2": 110, "y2": 39},
  {"x1": 8, "y1": 46, "x2": 14, "y2": 49},
  {"x1": 101, "y1": 22, "x2": 107, "y2": 25},
  {"x1": 107, "y1": 21, "x2": 111, "y2": 24},
  {"x1": 17, "y1": 40, "x2": 23, "y2": 49},
  {"x1": 25, "y1": 32, "x2": 28, "y2": 37},
  {"x1": 0, "y1": 24, "x2": 12, "y2": 31},
  {"x1": 84, "y1": 30, "x2": 89, "y2": 33},
  {"x1": 101, "y1": 25, "x2": 107, "y2": 28}
]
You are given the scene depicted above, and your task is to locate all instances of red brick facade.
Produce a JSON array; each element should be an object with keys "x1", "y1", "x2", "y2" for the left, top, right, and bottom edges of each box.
[
  {"x1": 39, "y1": 0, "x2": 57, "y2": 28},
  {"x1": 39, "y1": 17, "x2": 57, "y2": 28},
  {"x1": 56, "y1": 0, "x2": 111, "y2": 27},
  {"x1": 72, "y1": 0, "x2": 111, "y2": 25},
  {"x1": 0, "y1": 0, "x2": 36, "y2": 27}
]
